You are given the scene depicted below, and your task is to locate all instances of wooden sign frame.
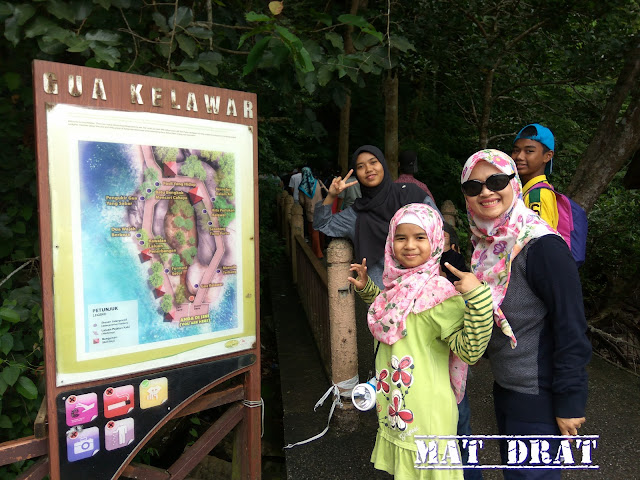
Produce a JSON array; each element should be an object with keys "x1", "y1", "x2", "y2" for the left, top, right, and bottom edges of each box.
[{"x1": 32, "y1": 60, "x2": 261, "y2": 479}]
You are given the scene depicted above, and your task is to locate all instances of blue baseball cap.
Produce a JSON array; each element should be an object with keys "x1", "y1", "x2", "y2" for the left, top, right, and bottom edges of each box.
[{"x1": 514, "y1": 123, "x2": 555, "y2": 175}]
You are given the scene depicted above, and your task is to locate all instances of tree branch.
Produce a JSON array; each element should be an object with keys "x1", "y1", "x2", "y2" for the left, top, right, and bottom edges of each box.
[
  {"x1": 451, "y1": 2, "x2": 488, "y2": 39},
  {"x1": 206, "y1": 0, "x2": 213, "y2": 50},
  {"x1": 167, "y1": 0, "x2": 179, "y2": 71},
  {"x1": 210, "y1": 43, "x2": 250, "y2": 55},
  {"x1": 0, "y1": 259, "x2": 37, "y2": 289},
  {"x1": 119, "y1": 8, "x2": 139, "y2": 72},
  {"x1": 193, "y1": 21, "x2": 252, "y2": 31}
]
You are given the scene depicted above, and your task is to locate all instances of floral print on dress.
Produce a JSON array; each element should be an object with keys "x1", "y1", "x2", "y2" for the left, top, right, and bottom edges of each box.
[
  {"x1": 388, "y1": 390, "x2": 414, "y2": 431},
  {"x1": 390, "y1": 355, "x2": 414, "y2": 387},
  {"x1": 461, "y1": 149, "x2": 558, "y2": 348},
  {"x1": 377, "y1": 369, "x2": 390, "y2": 394}
]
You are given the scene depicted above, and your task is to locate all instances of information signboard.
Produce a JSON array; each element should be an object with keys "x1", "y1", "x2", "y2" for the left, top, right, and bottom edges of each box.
[{"x1": 33, "y1": 60, "x2": 260, "y2": 479}]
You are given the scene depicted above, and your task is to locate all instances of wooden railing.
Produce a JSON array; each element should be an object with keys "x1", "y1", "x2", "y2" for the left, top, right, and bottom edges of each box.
[
  {"x1": 277, "y1": 192, "x2": 358, "y2": 393},
  {"x1": 295, "y1": 236, "x2": 331, "y2": 376}
]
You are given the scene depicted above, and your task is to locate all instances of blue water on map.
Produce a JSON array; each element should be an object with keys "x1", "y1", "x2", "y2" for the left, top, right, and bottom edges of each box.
[{"x1": 78, "y1": 141, "x2": 237, "y2": 353}]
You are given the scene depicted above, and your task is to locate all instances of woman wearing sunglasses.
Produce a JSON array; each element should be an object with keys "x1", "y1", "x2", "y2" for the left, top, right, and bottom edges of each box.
[{"x1": 460, "y1": 149, "x2": 591, "y2": 479}]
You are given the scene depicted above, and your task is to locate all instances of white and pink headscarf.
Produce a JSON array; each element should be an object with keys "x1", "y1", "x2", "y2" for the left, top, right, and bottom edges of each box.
[
  {"x1": 461, "y1": 149, "x2": 557, "y2": 348},
  {"x1": 368, "y1": 203, "x2": 468, "y2": 402}
]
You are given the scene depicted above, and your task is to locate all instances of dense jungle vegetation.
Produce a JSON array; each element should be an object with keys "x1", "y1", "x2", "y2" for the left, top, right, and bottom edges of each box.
[{"x1": 0, "y1": 0, "x2": 639, "y2": 476}]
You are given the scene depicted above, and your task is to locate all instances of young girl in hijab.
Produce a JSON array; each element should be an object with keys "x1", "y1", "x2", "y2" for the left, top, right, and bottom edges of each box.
[
  {"x1": 298, "y1": 167, "x2": 324, "y2": 258},
  {"x1": 349, "y1": 203, "x2": 494, "y2": 479},
  {"x1": 314, "y1": 145, "x2": 438, "y2": 288},
  {"x1": 460, "y1": 149, "x2": 591, "y2": 479}
]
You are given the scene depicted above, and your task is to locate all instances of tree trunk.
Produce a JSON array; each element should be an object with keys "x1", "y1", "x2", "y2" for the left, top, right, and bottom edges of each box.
[
  {"x1": 337, "y1": 0, "x2": 360, "y2": 175},
  {"x1": 384, "y1": 70, "x2": 399, "y2": 179},
  {"x1": 567, "y1": 42, "x2": 640, "y2": 212},
  {"x1": 478, "y1": 67, "x2": 496, "y2": 149},
  {"x1": 338, "y1": 93, "x2": 352, "y2": 175}
]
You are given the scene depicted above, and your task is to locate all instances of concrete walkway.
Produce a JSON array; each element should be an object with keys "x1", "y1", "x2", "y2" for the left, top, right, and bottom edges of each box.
[{"x1": 268, "y1": 258, "x2": 640, "y2": 479}]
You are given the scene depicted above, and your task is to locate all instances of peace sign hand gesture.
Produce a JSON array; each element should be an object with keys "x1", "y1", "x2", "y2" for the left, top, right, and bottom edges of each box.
[
  {"x1": 328, "y1": 169, "x2": 358, "y2": 197},
  {"x1": 444, "y1": 262, "x2": 482, "y2": 294}
]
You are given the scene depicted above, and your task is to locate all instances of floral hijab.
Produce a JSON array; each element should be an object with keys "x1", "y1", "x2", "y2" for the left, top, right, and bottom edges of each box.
[
  {"x1": 461, "y1": 149, "x2": 557, "y2": 348},
  {"x1": 368, "y1": 203, "x2": 468, "y2": 402}
]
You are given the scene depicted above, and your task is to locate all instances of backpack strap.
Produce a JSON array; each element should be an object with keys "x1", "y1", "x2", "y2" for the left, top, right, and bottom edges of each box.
[{"x1": 524, "y1": 181, "x2": 555, "y2": 198}]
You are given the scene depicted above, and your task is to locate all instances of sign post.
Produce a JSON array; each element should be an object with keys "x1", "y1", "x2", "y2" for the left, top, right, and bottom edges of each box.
[{"x1": 32, "y1": 60, "x2": 261, "y2": 479}]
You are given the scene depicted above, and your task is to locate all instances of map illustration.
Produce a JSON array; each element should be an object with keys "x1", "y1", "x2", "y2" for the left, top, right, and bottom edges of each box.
[{"x1": 79, "y1": 141, "x2": 241, "y2": 354}]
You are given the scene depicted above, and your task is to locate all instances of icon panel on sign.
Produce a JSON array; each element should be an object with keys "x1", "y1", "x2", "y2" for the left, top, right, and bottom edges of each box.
[
  {"x1": 139, "y1": 377, "x2": 168, "y2": 409},
  {"x1": 105, "y1": 418, "x2": 135, "y2": 451},
  {"x1": 104, "y1": 385, "x2": 135, "y2": 418},
  {"x1": 65, "y1": 392, "x2": 98, "y2": 426},
  {"x1": 67, "y1": 426, "x2": 100, "y2": 462}
]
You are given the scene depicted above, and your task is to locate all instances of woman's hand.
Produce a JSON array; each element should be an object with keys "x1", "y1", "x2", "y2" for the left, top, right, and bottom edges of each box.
[
  {"x1": 556, "y1": 417, "x2": 586, "y2": 440},
  {"x1": 348, "y1": 258, "x2": 368, "y2": 290},
  {"x1": 328, "y1": 170, "x2": 358, "y2": 196},
  {"x1": 444, "y1": 262, "x2": 481, "y2": 294}
]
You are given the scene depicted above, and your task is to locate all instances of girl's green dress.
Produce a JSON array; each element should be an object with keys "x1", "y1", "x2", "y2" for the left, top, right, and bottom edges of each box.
[{"x1": 358, "y1": 280, "x2": 493, "y2": 479}]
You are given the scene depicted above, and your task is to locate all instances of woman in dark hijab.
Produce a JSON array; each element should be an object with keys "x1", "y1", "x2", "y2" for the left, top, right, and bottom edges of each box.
[{"x1": 313, "y1": 145, "x2": 439, "y2": 288}]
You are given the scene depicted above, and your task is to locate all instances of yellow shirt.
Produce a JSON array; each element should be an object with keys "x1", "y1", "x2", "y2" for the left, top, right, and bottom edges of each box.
[{"x1": 522, "y1": 175, "x2": 559, "y2": 230}]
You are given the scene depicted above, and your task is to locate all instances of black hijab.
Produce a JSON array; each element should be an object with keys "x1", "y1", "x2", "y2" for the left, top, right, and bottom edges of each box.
[{"x1": 350, "y1": 145, "x2": 426, "y2": 264}]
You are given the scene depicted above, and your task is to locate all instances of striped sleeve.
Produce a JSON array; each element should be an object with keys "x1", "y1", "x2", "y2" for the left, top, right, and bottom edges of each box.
[
  {"x1": 445, "y1": 283, "x2": 494, "y2": 365},
  {"x1": 355, "y1": 277, "x2": 381, "y2": 305}
]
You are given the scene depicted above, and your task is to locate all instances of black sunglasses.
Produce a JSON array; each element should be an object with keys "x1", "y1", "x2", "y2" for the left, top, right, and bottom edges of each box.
[{"x1": 461, "y1": 173, "x2": 515, "y2": 197}]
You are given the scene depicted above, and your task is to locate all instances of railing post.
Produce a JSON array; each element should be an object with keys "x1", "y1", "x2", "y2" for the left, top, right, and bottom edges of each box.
[
  {"x1": 291, "y1": 203, "x2": 304, "y2": 284},
  {"x1": 276, "y1": 190, "x2": 285, "y2": 233},
  {"x1": 326, "y1": 239, "x2": 359, "y2": 431},
  {"x1": 283, "y1": 195, "x2": 294, "y2": 256},
  {"x1": 441, "y1": 199, "x2": 458, "y2": 227}
]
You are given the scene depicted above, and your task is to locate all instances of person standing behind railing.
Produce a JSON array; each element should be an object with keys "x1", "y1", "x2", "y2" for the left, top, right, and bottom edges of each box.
[
  {"x1": 313, "y1": 145, "x2": 437, "y2": 288},
  {"x1": 395, "y1": 150, "x2": 436, "y2": 204},
  {"x1": 299, "y1": 167, "x2": 325, "y2": 259}
]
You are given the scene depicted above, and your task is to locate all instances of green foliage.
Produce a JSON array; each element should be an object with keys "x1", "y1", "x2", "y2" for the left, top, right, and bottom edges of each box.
[
  {"x1": 175, "y1": 230, "x2": 185, "y2": 246},
  {"x1": 149, "y1": 272, "x2": 163, "y2": 288},
  {"x1": 154, "y1": 236, "x2": 170, "y2": 263},
  {"x1": 151, "y1": 262, "x2": 163, "y2": 274},
  {"x1": 174, "y1": 285, "x2": 187, "y2": 304},
  {"x1": 0, "y1": 278, "x2": 44, "y2": 443},
  {"x1": 579, "y1": 171, "x2": 640, "y2": 311},
  {"x1": 160, "y1": 294, "x2": 173, "y2": 313},
  {"x1": 180, "y1": 155, "x2": 207, "y2": 181},
  {"x1": 134, "y1": 446, "x2": 160, "y2": 466},
  {"x1": 216, "y1": 152, "x2": 235, "y2": 191},
  {"x1": 258, "y1": 179, "x2": 284, "y2": 268},
  {"x1": 212, "y1": 197, "x2": 235, "y2": 228},
  {"x1": 182, "y1": 247, "x2": 198, "y2": 266},
  {"x1": 173, "y1": 216, "x2": 185, "y2": 229},
  {"x1": 138, "y1": 229, "x2": 149, "y2": 248},
  {"x1": 171, "y1": 254, "x2": 184, "y2": 268},
  {"x1": 171, "y1": 199, "x2": 194, "y2": 217},
  {"x1": 155, "y1": 147, "x2": 179, "y2": 164},
  {"x1": 173, "y1": 216, "x2": 194, "y2": 231},
  {"x1": 145, "y1": 168, "x2": 159, "y2": 183}
]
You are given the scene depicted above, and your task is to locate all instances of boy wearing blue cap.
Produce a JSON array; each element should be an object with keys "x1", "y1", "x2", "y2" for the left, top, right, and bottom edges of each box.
[{"x1": 511, "y1": 124, "x2": 558, "y2": 229}]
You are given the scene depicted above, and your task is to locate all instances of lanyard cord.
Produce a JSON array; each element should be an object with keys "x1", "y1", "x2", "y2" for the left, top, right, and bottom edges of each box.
[{"x1": 369, "y1": 341, "x2": 381, "y2": 379}]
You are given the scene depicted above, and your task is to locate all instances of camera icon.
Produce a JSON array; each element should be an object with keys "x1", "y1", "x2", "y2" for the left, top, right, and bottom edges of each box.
[
  {"x1": 73, "y1": 437, "x2": 94, "y2": 454},
  {"x1": 67, "y1": 426, "x2": 99, "y2": 462}
]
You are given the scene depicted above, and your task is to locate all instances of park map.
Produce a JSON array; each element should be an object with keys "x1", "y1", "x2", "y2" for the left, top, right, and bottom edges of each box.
[{"x1": 79, "y1": 142, "x2": 240, "y2": 355}]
